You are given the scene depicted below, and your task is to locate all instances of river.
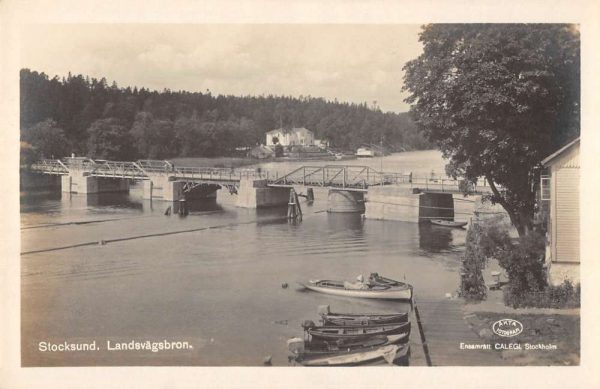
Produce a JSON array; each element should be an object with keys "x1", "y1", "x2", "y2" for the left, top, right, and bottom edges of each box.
[{"x1": 20, "y1": 150, "x2": 467, "y2": 366}]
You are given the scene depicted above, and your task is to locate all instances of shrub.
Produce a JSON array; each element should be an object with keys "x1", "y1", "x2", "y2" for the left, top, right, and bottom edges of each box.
[
  {"x1": 459, "y1": 216, "x2": 514, "y2": 301},
  {"x1": 458, "y1": 216, "x2": 580, "y2": 309},
  {"x1": 504, "y1": 280, "x2": 580, "y2": 308},
  {"x1": 459, "y1": 223, "x2": 489, "y2": 300},
  {"x1": 497, "y1": 230, "x2": 547, "y2": 298}
]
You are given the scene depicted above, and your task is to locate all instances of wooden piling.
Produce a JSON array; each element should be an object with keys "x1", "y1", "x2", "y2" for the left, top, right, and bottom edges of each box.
[
  {"x1": 306, "y1": 188, "x2": 314, "y2": 202},
  {"x1": 287, "y1": 189, "x2": 302, "y2": 220}
]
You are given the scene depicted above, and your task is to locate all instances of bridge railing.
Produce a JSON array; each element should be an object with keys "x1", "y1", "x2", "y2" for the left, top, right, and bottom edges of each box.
[
  {"x1": 269, "y1": 165, "x2": 395, "y2": 189},
  {"x1": 136, "y1": 160, "x2": 174, "y2": 174},
  {"x1": 405, "y1": 176, "x2": 493, "y2": 194},
  {"x1": 30, "y1": 159, "x2": 70, "y2": 175},
  {"x1": 91, "y1": 161, "x2": 148, "y2": 178},
  {"x1": 173, "y1": 166, "x2": 270, "y2": 181},
  {"x1": 63, "y1": 157, "x2": 97, "y2": 171},
  {"x1": 267, "y1": 165, "x2": 494, "y2": 193}
]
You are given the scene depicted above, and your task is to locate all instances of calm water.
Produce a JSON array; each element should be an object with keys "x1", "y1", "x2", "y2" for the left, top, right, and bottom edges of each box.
[
  {"x1": 21, "y1": 150, "x2": 467, "y2": 366},
  {"x1": 251, "y1": 149, "x2": 449, "y2": 177}
]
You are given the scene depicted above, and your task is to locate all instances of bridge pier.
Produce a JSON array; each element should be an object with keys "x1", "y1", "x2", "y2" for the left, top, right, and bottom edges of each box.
[
  {"x1": 419, "y1": 192, "x2": 454, "y2": 221},
  {"x1": 364, "y1": 187, "x2": 419, "y2": 221},
  {"x1": 365, "y1": 186, "x2": 456, "y2": 223},
  {"x1": 326, "y1": 190, "x2": 365, "y2": 213},
  {"x1": 236, "y1": 178, "x2": 290, "y2": 208},
  {"x1": 61, "y1": 172, "x2": 129, "y2": 194},
  {"x1": 142, "y1": 175, "x2": 185, "y2": 201}
]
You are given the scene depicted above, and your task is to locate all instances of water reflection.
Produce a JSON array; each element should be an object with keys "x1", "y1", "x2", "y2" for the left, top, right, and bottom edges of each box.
[
  {"x1": 326, "y1": 212, "x2": 364, "y2": 233},
  {"x1": 20, "y1": 190, "x2": 62, "y2": 207},
  {"x1": 79, "y1": 192, "x2": 144, "y2": 210},
  {"x1": 418, "y1": 222, "x2": 454, "y2": 252},
  {"x1": 174, "y1": 198, "x2": 222, "y2": 214}
]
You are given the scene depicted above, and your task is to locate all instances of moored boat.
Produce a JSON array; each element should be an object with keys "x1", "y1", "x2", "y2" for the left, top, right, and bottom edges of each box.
[
  {"x1": 292, "y1": 333, "x2": 408, "y2": 356},
  {"x1": 289, "y1": 342, "x2": 410, "y2": 366},
  {"x1": 321, "y1": 314, "x2": 409, "y2": 327},
  {"x1": 299, "y1": 276, "x2": 413, "y2": 300},
  {"x1": 430, "y1": 219, "x2": 468, "y2": 228},
  {"x1": 305, "y1": 321, "x2": 411, "y2": 341},
  {"x1": 318, "y1": 304, "x2": 409, "y2": 326}
]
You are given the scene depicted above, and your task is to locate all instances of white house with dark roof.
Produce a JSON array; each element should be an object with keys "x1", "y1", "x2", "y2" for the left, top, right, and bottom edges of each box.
[{"x1": 540, "y1": 137, "x2": 580, "y2": 286}]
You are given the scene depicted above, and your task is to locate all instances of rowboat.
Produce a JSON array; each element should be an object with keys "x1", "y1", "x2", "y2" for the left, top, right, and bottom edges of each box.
[
  {"x1": 321, "y1": 312, "x2": 409, "y2": 327},
  {"x1": 292, "y1": 333, "x2": 408, "y2": 356},
  {"x1": 317, "y1": 304, "x2": 409, "y2": 326},
  {"x1": 290, "y1": 343, "x2": 410, "y2": 366},
  {"x1": 306, "y1": 321, "x2": 411, "y2": 341},
  {"x1": 299, "y1": 277, "x2": 413, "y2": 300},
  {"x1": 430, "y1": 219, "x2": 468, "y2": 228}
]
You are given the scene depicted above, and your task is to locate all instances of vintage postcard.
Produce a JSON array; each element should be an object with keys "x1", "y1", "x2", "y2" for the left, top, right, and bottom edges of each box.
[{"x1": 1, "y1": 0, "x2": 598, "y2": 388}]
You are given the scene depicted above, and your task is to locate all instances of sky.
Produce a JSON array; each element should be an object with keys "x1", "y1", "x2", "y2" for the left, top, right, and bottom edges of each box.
[{"x1": 20, "y1": 24, "x2": 424, "y2": 113}]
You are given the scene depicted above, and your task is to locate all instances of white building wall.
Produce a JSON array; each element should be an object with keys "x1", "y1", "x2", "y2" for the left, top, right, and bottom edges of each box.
[
  {"x1": 545, "y1": 141, "x2": 580, "y2": 286},
  {"x1": 265, "y1": 128, "x2": 314, "y2": 146}
]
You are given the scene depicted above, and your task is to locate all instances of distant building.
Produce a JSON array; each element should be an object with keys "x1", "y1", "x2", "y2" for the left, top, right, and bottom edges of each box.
[
  {"x1": 248, "y1": 145, "x2": 275, "y2": 159},
  {"x1": 540, "y1": 137, "x2": 580, "y2": 286},
  {"x1": 356, "y1": 147, "x2": 375, "y2": 158},
  {"x1": 314, "y1": 139, "x2": 329, "y2": 149},
  {"x1": 265, "y1": 127, "x2": 315, "y2": 146}
]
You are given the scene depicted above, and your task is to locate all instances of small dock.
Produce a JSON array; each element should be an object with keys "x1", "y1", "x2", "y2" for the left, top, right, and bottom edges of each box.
[{"x1": 410, "y1": 298, "x2": 509, "y2": 366}]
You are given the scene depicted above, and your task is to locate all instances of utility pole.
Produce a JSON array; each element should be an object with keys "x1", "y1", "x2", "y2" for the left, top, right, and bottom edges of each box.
[{"x1": 380, "y1": 133, "x2": 384, "y2": 172}]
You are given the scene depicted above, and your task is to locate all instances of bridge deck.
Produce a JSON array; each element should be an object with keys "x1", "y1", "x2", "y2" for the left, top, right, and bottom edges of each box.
[{"x1": 30, "y1": 158, "x2": 494, "y2": 194}]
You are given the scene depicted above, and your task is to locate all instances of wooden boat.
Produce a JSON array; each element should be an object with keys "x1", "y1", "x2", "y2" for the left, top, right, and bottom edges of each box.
[
  {"x1": 430, "y1": 219, "x2": 468, "y2": 228},
  {"x1": 299, "y1": 277, "x2": 413, "y2": 300},
  {"x1": 367, "y1": 273, "x2": 404, "y2": 286},
  {"x1": 317, "y1": 304, "x2": 409, "y2": 326},
  {"x1": 297, "y1": 333, "x2": 408, "y2": 355},
  {"x1": 291, "y1": 343, "x2": 410, "y2": 366},
  {"x1": 321, "y1": 312, "x2": 409, "y2": 327},
  {"x1": 306, "y1": 321, "x2": 411, "y2": 341}
]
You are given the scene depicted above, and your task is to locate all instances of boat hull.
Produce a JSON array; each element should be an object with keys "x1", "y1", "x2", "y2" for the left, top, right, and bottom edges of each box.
[
  {"x1": 300, "y1": 280, "x2": 413, "y2": 300},
  {"x1": 322, "y1": 312, "x2": 409, "y2": 326},
  {"x1": 295, "y1": 344, "x2": 410, "y2": 366},
  {"x1": 308, "y1": 321, "x2": 411, "y2": 341},
  {"x1": 302, "y1": 333, "x2": 408, "y2": 355},
  {"x1": 430, "y1": 219, "x2": 468, "y2": 228}
]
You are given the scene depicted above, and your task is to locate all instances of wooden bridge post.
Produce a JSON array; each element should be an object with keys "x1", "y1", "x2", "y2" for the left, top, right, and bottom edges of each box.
[
  {"x1": 304, "y1": 167, "x2": 308, "y2": 186},
  {"x1": 287, "y1": 188, "x2": 303, "y2": 220},
  {"x1": 306, "y1": 188, "x2": 314, "y2": 202}
]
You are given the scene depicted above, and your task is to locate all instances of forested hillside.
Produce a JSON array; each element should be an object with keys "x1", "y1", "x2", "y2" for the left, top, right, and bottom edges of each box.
[{"x1": 20, "y1": 69, "x2": 430, "y2": 162}]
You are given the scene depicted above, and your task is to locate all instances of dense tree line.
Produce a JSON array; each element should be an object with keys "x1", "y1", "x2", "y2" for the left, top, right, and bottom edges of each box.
[{"x1": 20, "y1": 69, "x2": 429, "y2": 162}]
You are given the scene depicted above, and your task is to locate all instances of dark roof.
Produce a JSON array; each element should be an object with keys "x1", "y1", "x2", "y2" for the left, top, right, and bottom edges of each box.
[{"x1": 541, "y1": 137, "x2": 580, "y2": 166}]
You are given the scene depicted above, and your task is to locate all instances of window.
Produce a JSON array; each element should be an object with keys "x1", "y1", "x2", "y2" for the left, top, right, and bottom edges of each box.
[{"x1": 540, "y1": 175, "x2": 551, "y2": 201}]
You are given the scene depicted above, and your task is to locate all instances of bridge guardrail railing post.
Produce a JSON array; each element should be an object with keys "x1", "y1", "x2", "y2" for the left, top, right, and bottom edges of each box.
[{"x1": 303, "y1": 167, "x2": 306, "y2": 186}]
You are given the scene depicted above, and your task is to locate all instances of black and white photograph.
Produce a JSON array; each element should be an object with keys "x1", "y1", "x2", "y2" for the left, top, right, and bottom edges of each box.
[{"x1": 1, "y1": 0, "x2": 598, "y2": 387}]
